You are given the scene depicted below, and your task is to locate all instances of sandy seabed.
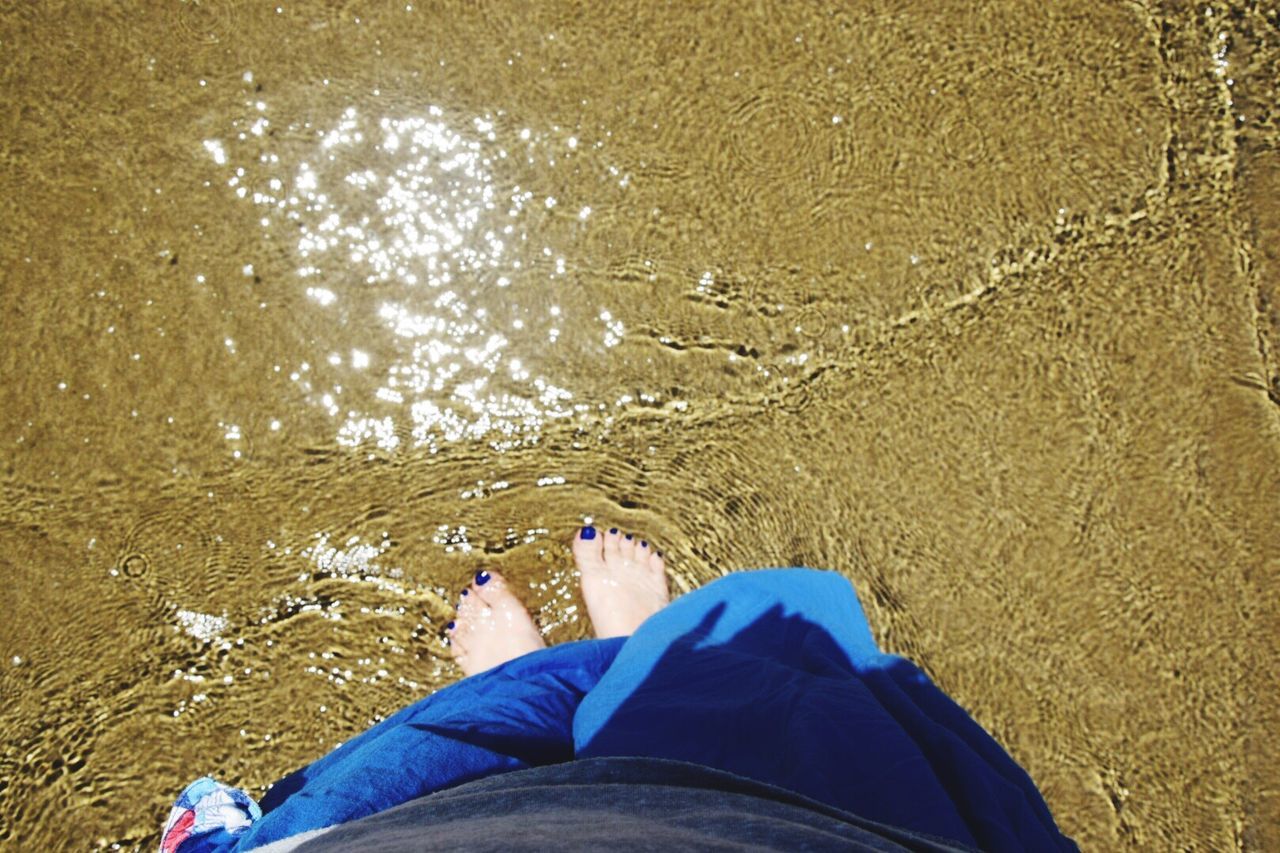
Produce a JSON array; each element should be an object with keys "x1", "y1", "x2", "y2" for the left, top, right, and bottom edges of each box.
[{"x1": 1, "y1": 2, "x2": 1277, "y2": 849}]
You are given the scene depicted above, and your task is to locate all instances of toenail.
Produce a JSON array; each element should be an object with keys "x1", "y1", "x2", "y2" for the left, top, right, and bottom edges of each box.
[
  {"x1": 447, "y1": 621, "x2": 455, "y2": 630},
  {"x1": 657, "y1": 551, "x2": 663, "y2": 557},
  {"x1": 609, "y1": 528, "x2": 618, "y2": 534},
  {"x1": 475, "y1": 570, "x2": 491, "y2": 585},
  {"x1": 625, "y1": 534, "x2": 633, "y2": 540},
  {"x1": 581, "y1": 525, "x2": 596, "y2": 540},
  {"x1": 640, "y1": 540, "x2": 648, "y2": 548},
  {"x1": 461, "y1": 589, "x2": 469, "y2": 596}
]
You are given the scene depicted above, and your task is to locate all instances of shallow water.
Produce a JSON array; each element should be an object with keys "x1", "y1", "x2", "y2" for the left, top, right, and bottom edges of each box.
[{"x1": 1, "y1": 1, "x2": 1278, "y2": 849}]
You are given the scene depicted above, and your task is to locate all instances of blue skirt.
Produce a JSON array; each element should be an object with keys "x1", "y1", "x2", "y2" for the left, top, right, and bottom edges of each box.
[{"x1": 164, "y1": 568, "x2": 1076, "y2": 852}]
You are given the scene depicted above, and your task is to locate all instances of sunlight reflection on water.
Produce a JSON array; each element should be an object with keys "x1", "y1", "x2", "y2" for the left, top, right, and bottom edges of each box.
[{"x1": 205, "y1": 102, "x2": 624, "y2": 453}]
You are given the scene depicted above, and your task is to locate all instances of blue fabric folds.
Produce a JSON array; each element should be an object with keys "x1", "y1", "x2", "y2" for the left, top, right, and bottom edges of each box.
[{"x1": 179, "y1": 568, "x2": 1075, "y2": 852}]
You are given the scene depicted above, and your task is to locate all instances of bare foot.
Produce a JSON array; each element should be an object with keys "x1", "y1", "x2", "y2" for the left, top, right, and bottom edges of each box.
[
  {"x1": 572, "y1": 525, "x2": 670, "y2": 638},
  {"x1": 447, "y1": 569, "x2": 546, "y2": 676}
]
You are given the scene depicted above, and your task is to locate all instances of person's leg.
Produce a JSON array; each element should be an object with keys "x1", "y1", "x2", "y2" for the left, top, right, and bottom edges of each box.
[
  {"x1": 566, "y1": 563, "x2": 1076, "y2": 852},
  {"x1": 164, "y1": 542, "x2": 666, "y2": 853},
  {"x1": 230, "y1": 564, "x2": 619, "y2": 850}
]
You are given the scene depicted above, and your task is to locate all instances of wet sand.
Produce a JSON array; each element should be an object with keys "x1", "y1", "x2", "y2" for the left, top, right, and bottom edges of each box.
[{"x1": 1, "y1": 1, "x2": 1277, "y2": 849}]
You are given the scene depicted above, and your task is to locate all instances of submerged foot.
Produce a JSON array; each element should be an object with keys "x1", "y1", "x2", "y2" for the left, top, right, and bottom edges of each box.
[
  {"x1": 447, "y1": 570, "x2": 547, "y2": 676},
  {"x1": 572, "y1": 525, "x2": 670, "y2": 638}
]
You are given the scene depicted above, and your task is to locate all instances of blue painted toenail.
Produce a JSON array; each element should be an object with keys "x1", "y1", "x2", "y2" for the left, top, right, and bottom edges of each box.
[
  {"x1": 609, "y1": 528, "x2": 618, "y2": 534},
  {"x1": 640, "y1": 540, "x2": 648, "y2": 548},
  {"x1": 447, "y1": 621, "x2": 455, "y2": 630},
  {"x1": 461, "y1": 589, "x2": 469, "y2": 596},
  {"x1": 475, "y1": 570, "x2": 491, "y2": 585},
  {"x1": 581, "y1": 525, "x2": 596, "y2": 540},
  {"x1": 625, "y1": 534, "x2": 633, "y2": 540}
]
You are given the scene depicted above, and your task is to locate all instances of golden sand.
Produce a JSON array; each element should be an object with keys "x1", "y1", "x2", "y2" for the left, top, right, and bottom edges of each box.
[{"x1": 0, "y1": 2, "x2": 1276, "y2": 848}]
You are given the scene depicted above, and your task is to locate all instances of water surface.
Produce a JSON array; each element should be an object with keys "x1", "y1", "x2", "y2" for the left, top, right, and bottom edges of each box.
[{"x1": 1, "y1": 1, "x2": 1277, "y2": 849}]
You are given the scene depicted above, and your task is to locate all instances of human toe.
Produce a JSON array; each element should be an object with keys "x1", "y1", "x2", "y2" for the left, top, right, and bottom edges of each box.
[
  {"x1": 446, "y1": 613, "x2": 469, "y2": 652},
  {"x1": 477, "y1": 572, "x2": 525, "y2": 609},
  {"x1": 572, "y1": 527, "x2": 605, "y2": 570},
  {"x1": 603, "y1": 525, "x2": 622, "y2": 557},
  {"x1": 456, "y1": 583, "x2": 483, "y2": 616}
]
